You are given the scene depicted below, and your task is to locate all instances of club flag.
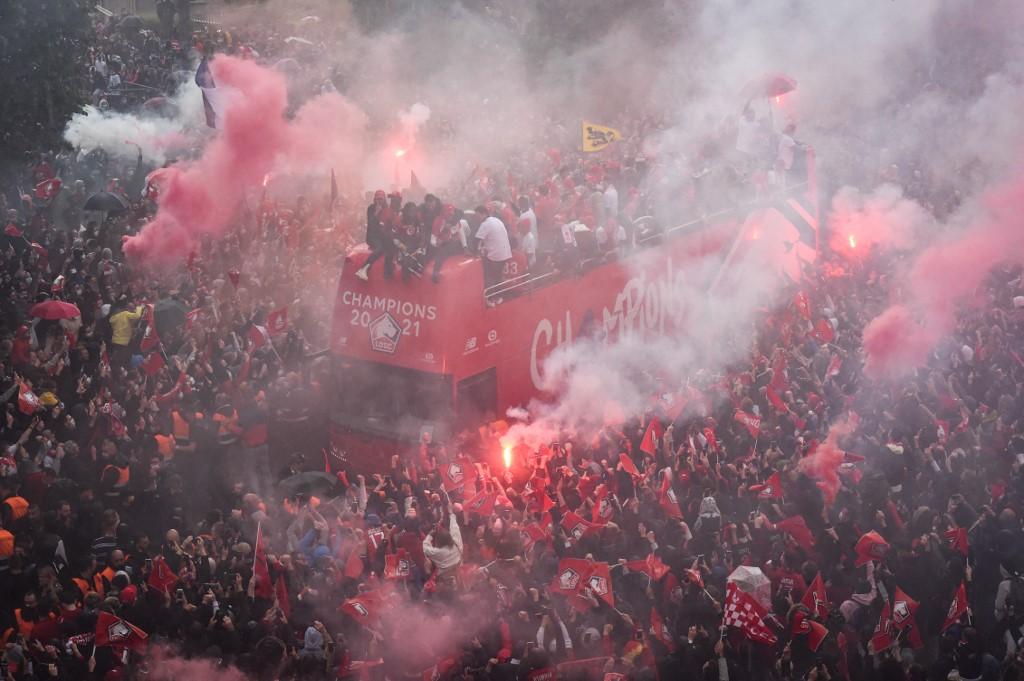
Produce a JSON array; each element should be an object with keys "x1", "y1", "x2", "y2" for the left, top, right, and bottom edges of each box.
[
  {"x1": 384, "y1": 549, "x2": 412, "y2": 580},
  {"x1": 35, "y1": 178, "x2": 62, "y2": 201},
  {"x1": 801, "y1": 572, "x2": 829, "y2": 619},
  {"x1": 683, "y1": 568, "x2": 705, "y2": 589},
  {"x1": 464, "y1": 489, "x2": 498, "y2": 517},
  {"x1": 592, "y1": 484, "x2": 615, "y2": 524},
  {"x1": 944, "y1": 527, "x2": 969, "y2": 556},
  {"x1": 195, "y1": 57, "x2": 222, "y2": 129},
  {"x1": 95, "y1": 611, "x2": 148, "y2": 653},
  {"x1": 140, "y1": 349, "x2": 166, "y2": 376},
  {"x1": 749, "y1": 471, "x2": 784, "y2": 500},
  {"x1": 650, "y1": 608, "x2": 676, "y2": 651},
  {"x1": 440, "y1": 461, "x2": 476, "y2": 492},
  {"x1": 766, "y1": 384, "x2": 788, "y2": 412},
  {"x1": 639, "y1": 417, "x2": 663, "y2": 456},
  {"x1": 619, "y1": 453, "x2": 641, "y2": 477},
  {"x1": 812, "y1": 318, "x2": 835, "y2": 343},
  {"x1": 147, "y1": 555, "x2": 178, "y2": 594},
  {"x1": 855, "y1": 530, "x2": 890, "y2": 566},
  {"x1": 869, "y1": 601, "x2": 893, "y2": 654},
  {"x1": 776, "y1": 515, "x2": 815, "y2": 553},
  {"x1": 253, "y1": 523, "x2": 273, "y2": 599},
  {"x1": 826, "y1": 354, "x2": 842, "y2": 378},
  {"x1": 658, "y1": 469, "x2": 683, "y2": 519},
  {"x1": 624, "y1": 553, "x2": 671, "y2": 581},
  {"x1": 560, "y1": 511, "x2": 600, "y2": 544},
  {"x1": 249, "y1": 324, "x2": 270, "y2": 349},
  {"x1": 274, "y1": 574, "x2": 292, "y2": 619},
  {"x1": 723, "y1": 582, "x2": 777, "y2": 645},
  {"x1": 139, "y1": 304, "x2": 160, "y2": 352},
  {"x1": 18, "y1": 382, "x2": 41, "y2": 415},
  {"x1": 891, "y1": 587, "x2": 923, "y2": 648},
  {"x1": 941, "y1": 582, "x2": 969, "y2": 632},
  {"x1": 791, "y1": 610, "x2": 828, "y2": 651},
  {"x1": 582, "y1": 121, "x2": 622, "y2": 153},
  {"x1": 734, "y1": 410, "x2": 761, "y2": 438},
  {"x1": 340, "y1": 591, "x2": 383, "y2": 628},
  {"x1": 267, "y1": 307, "x2": 289, "y2": 335},
  {"x1": 794, "y1": 291, "x2": 812, "y2": 320}
]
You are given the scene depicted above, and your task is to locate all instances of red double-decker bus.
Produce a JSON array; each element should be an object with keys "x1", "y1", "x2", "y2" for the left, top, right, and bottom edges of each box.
[{"x1": 329, "y1": 151, "x2": 817, "y2": 469}]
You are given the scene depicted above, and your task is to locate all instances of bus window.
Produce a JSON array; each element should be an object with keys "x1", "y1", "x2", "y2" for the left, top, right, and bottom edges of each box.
[
  {"x1": 456, "y1": 368, "x2": 497, "y2": 429},
  {"x1": 334, "y1": 358, "x2": 452, "y2": 439}
]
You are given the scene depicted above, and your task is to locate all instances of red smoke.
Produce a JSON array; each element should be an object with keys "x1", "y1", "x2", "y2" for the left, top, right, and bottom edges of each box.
[
  {"x1": 799, "y1": 413, "x2": 857, "y2": 504},
  {"x1": 863, "y1": 172, "x2": 1024, "y2": 378},
  {"x1": 124, "y1": 56, "x2": 366, "y2": 262}
]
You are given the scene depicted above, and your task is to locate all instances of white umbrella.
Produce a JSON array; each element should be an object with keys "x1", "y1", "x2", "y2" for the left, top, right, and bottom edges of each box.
[
  {"x1": 284, "y1": 36, "x2": 314, "y2": 46},
  {"x1": 727, "y1": 566, "x2": 772, "y2": 610}
]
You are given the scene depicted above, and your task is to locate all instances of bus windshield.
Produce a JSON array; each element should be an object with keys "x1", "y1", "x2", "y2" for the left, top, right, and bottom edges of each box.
[{"x1": 332, "y1": 358, "x2": 453, "y2": 439}]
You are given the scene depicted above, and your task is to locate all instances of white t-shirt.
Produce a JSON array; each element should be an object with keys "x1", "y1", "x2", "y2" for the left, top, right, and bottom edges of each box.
[
  {"x1": 603, "y1": 185, "x2": 619, "y2": 217},
  {"x1": 476, "y1": 216, "x2": 512, "y2": 262},
  {"x1": 521, "y1": 231, "x2": 537, "y2": 265},
  {"x1": 519, "y1": 208, "x2": 538, "y2": 238},
  {"x1": 777, "y1": 134, "x2": 796, "y2": 170}
]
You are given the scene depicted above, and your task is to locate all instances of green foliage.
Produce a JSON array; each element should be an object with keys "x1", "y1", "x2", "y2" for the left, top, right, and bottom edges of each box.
[{"x1": 0, "y1": 0, "x2": 96, "y2": 163}]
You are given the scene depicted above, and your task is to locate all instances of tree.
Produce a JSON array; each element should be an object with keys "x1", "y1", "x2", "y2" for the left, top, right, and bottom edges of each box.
[{"x1": 0, "y1": 0, "x2": 95, "y2": 167}]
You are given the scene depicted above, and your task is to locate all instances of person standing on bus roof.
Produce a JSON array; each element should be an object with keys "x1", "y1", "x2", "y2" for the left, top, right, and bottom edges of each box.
[
  {"x1": 355, "y1": 190, "x2": 399, "y2": 281},
  {"x1": 474, "y1": 204, "x2": 512, "y2": 299}
]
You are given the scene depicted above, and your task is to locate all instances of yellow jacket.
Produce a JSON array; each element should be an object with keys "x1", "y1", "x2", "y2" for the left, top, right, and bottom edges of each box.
[{"x1": 109, "y1": 306, "x2": 143, "y2": 346}]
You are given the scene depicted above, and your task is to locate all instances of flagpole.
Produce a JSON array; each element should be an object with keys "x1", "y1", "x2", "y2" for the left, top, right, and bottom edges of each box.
[{"x1": 253, "y1": 521, "x2": 261, "y2": 576}]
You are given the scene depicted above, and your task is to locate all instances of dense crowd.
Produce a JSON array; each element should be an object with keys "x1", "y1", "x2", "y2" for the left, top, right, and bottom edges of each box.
[{"x1": 2, "y1": 7, "x2": 1023, "y2": 681}]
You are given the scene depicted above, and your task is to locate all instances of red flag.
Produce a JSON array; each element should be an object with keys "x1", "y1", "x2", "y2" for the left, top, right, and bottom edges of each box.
[
  {"x1": 734, "y1": 410, "x2": 761, "y2": 438},
  {"x1": 440, "y1": 462, "x2": 476, "y2": 492},
  {"x1": 147, "y1": 555, "x2": 178, "y2": 594},
  {"x1": 551, "y1": 558, "x2": 592, "y2": 596},
  {"x1": 749, "y1": 471, "x2": 784, "y2": 500},
  {"x1": 340, "y1": 591, "x2": 384, "y2": 628},
  {"x1": 650, "y1": 608, "x2": 676, "y2": 651},
  {"x1": 683, "y1": 568, "x2": 705, "y2": 589},
  {"x1": 35, "y1": 178, "x2": 62, "y2": 200},
  {"x1": 658, "y1": 471, "x2": 683, "y2": 519},
  {"x1": 800, "y1": 572, "x2": 829, "y2": 619},
  {"x1": 944, "y1": 527, "x2": 969, "y2": 556},
  {"x1": 584, "y1": 562, "x2": 615, "y2": 608},
  {"x1": 592, "y1": 484, "x2": 615, "y2": 524},
  {"x1": 267, "y1": 307, "x2": 289, "y2": 335},
  {"x1": 95, "y1": 611, "x2": 148, "y2": 653},
  {"x1": 274, "y1": 574, "x2": 291, "y2": 619},
  {"x1": 253, "y1": 523, "x2": 273, "y2": 599},
  {"x1": 658, "y1": 390, "x2": 688, "y2": 420},
  {"x1": 776, "y1": 516, "x2": 815, "y2": 553},
  {"x1": 941, "y1": 582, "x2": 969, "y2": 632},
  {"x1": 855, "y1": 530, "x2": 890, "y2": 566},
  {"x1": 522, "y1": 523, "x2": 551, "y2": 552},
  {"x1": 140, "y1": 304, "x2": 160, "y2": 353},
  {"x1": 384, "y1": 549, "x2": 412, "y2": 580},
  {"x1": 812, "y1": 318, "x2": 835, "y2": 343},
  {"x1": 625, "y1": 554, "x2": 671, "y2": 581},
  {"x1": 619, "y1": 453, "x2": 641, "y2": 477},
  {"x1": 560, "y1": 511, "x2": 600, "y2": 544},
  {"x1": 868, "y1": 601, "x2": 893, "y2": 654},
  {"x1": 464, "y1": 489, "x2": 498, "y2": 517},
  {"x1": 248, "y1": 324, "x2": 270, "y2": 349},
  {"x1": 794, "y1": 291, "x2": 812, "y2": 320},
  {"x1": 791, "y1": 610, "x2": 828, "y2": 651},
  {"x1": 17, "y1": 383, "x2": 41, "y2": 415},
  {"x1": 344, "y1": 548, "x2": 364, "y2": 579},
  {"x1": 891, "y1": 587, "x2": 923, "y2": 648},
  {"x1": 140, "y1": 350, "x2": 166, "y2": 376},
  {"x1": 723, "y1": 582, "x2": 777, "y2": 645},
  {"x1": 639, "y1": 417, "x2": 663, "y2": 455},
  {"x1": 185, "y1": 308, "x2": 203, "y2": 330},
  {"x1": 228, "y1": 269, "x2": 241, "y2": 288},
  {"x1": 766, "y1": 384, "x2": 788, "y2": 412},
  {"x1": 826, "y1": 354, "x2": 842, "y2": 378},
  {"x1": 526, "y1": 489, "x2": 555, "y2": 515}
]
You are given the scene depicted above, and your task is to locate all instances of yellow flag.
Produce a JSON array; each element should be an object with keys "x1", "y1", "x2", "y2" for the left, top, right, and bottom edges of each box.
[{"x1": 581, "y1": 121, "x2": 622, "y2": 153}]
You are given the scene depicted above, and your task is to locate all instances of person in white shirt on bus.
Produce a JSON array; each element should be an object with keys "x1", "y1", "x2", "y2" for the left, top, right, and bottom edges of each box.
[{"x1": 474, "y1": 205, "x2": 512, "y2": 294}]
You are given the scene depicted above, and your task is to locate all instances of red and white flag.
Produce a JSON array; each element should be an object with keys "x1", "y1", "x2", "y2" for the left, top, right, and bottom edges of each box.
[
  {"x1": 723, "y1": 582, "x2": 777, "y2": 645},
  {"x1": 800, "y1": 572, "x2": 829, "y2": 619},
  {"x1": 734, "y1": 410, "x2": 761, "y2": 438},
  {"x1": 941, "y1": 582, "x2": 969, "y2": 632},
  {"x1": 826, "y1": 354, "x2": 842, "y2": 378},
  {"x1": 95, "y1": 611, "x2": 148, "y2": 653},
  {"x1": 267, "y1": 307, "x2": 289, "y2": 335},
  {"x1": 249, "y1": 324, "x2": 271, "y2": 349},
  {"x1": 35, "y1": 178, "x2": 62, "y2": 201},
  {"x1": 17, "y1": 383, "x2": 41, "y2": 415},
  {"x1": 748, "y1": 471, "x2": 784, "y2": 500},
  {"x1": 639, "y1": 417, "x2": 663, "y2": 456},
  {"x1": 253, "y1": 523, "x2": 273, "y2": 599}
]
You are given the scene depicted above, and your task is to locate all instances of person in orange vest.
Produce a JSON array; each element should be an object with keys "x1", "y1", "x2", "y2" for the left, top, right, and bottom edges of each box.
[
  {"x1": 0, "y1": 478, "x2": 29, "y2": 530},
  {"x1": 12, "y1": 591, "x2": 44, "y2": 641},
  {"x1": 171, "y1": 405, "x2": 203, "y2": 455}
]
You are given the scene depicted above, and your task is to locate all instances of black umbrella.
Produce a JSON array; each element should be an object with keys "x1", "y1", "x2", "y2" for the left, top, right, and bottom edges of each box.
[
  {"x1": 83, "y1": 191, "x2": 128, "y2": 214},
  {"x1": 277, "y1": 471, "x2": 338, "y2": 496},
  {"x1": 153, "y1": 298, "x2": 189, "y2": 336},
  {"x1": 118, "y1": 15, "x2": 143, "y2": 30}
]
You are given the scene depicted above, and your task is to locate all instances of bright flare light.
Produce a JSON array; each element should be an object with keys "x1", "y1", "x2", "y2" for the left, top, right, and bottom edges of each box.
[
  {"x1": 848, "y1": 234, "x2": 857, "y2": 249},
  {"x1": 502, "y1": 446, "x2": 512, "y2": 469},
  {"x1": 262, "y1": 173, "x2": 271, "y2": 187},
  {"x1": 394, "y1": 148, "x2": 407, "y2": 158}
]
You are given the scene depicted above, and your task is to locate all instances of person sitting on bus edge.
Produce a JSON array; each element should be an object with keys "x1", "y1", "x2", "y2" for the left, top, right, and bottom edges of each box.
[
  {"x1": 355, "y1": 190, "x2": 400, "y2": 282},
  {"x1": 474, "y1": 204, "x2": 512, "y2": 303},
  {"x1": 428, "y1": 203, "x2": 465, "y2": 283}
]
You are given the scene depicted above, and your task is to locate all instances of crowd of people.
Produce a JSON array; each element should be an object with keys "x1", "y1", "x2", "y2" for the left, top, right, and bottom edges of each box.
[{"x1": 1, "y1": 6, "x2": 1023, "y2": 681}]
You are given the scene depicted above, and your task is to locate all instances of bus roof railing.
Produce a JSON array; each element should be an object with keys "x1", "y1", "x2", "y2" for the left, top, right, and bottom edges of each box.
[{"x1": 484, "y1": 181, "x2": 811, "y2": 304}]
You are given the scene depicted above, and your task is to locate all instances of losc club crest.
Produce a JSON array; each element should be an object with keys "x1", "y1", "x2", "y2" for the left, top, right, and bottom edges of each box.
[
  {"x1": 587, "y1": 574, "x2": 609, "y2": 596},
  {"x1": 893, "y1": 601, "x2": 911, "y2": 625},
  {"x1": 569, "y1": 523, "x2": 586, "y2": 541},
  {"x1": 107, "y1": 620, "x2": 132, "y2": 642},
  {"x1": 368, "y1": 313, "x2": 402, "y2": 354},
  {"x1": 559, "y1": 568, "x2": 581, "y2": 591},
  {"x1": 447, "y1": 463, "x2": 464, "y2": 486},
  {"x1": 351, "y1": 602, "x2": 369, "y2": 618},
  {"x1": 947, "y1": 597, "x2": 959, "y2": 620}
]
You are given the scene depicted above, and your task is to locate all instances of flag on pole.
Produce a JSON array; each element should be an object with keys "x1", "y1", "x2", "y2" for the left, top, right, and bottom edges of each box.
[
  {"x1": 941, "y1": 582, "x2": 969, "y2": 632},
  {"x1": 944, "y1": 527, "x2": 969, "y2": 556},
  {"x1": 734, "y1": 410, "x2": 761, "y2": 438},
  {"x1": 147, "y1": 555, "x2": 179, "y2": 593},
  {"x1": 723, "y1": 582, "x2": 778, "y2": 645},
  {"x1": 581, "y1": 121, "x2": 622, "y2": 152},
  {"x1": 195, "y1": 58, "x2": 222, "y2": 129},
  {"x1": 266, "y1": 307, "x2": 289, "y2": 335},
  {"x1": 639, "y1": 417, "x2": 663, "y2": 455},
  {"x1": 801, "y1": 572, "x2": 829, "y2": 619},
  {"x1": 95, "y1": 611, "x2": 148, "y2": 653},
  {"x1": 748, "y1": 471, "x2": 784, "y2": 499},
  {"x1": 253, "y1": 523, "x2": 273, "y2": 599}
]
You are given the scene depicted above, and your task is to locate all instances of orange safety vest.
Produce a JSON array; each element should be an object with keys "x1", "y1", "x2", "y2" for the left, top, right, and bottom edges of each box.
[
  {"x1": 0, "y1": 528, "x2": 13, "y2": 559},
  {"x1": 72, "y1": 577, "x2": 91, "y2": 597},
  {"x1": 14, "y1": 608, "x2": 36, "y2": 640},
  {"x1": 171, "y1": 410, "x2": 191, "y2": 441},
  {"x1": 213, "y1": 409, "x2": 241, "y2": 445},
  {"x1": 3, "y1": 496, "x2": 28, "y2": 520},
  {"x1": 92, "y1": 573, "x2": 106, "y2": 597},
  {"x1": 102, "y1": 465, "x2": 130, "y2": 488},
  {"x1": 154, "y1": 434, "x2": 175, "y2": 459}
]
